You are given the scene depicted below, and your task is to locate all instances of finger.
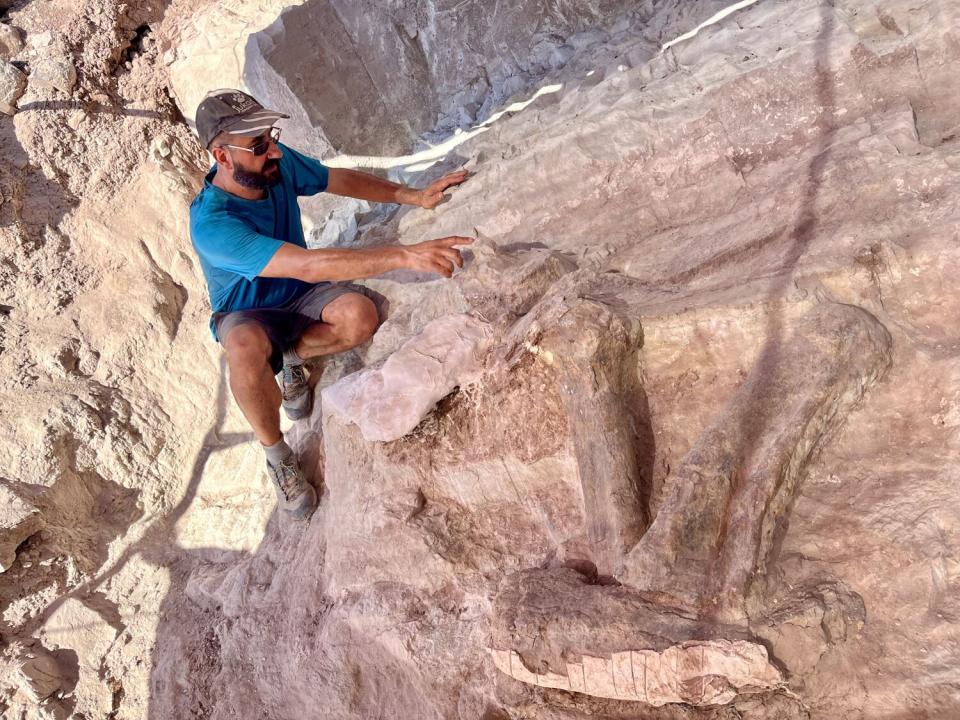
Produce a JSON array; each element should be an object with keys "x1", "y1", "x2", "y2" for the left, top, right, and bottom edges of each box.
[
  {"x1": 439, "y1": 248, "x2": 463, "y2": 268},
  {"x1": 439, "y1": 171, "x2": 467, "y2": 188},
  {"x1": 438, "y1": 235, "x2": 474, "y2": 247},
  {"x1": 430, "y1": 259, "x2": 453, "y2": 278}
]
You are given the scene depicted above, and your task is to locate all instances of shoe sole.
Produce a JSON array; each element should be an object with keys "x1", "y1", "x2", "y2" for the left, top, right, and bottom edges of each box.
[{"x1": 283, "y1": 388, "x2": 314, "y2": 421}]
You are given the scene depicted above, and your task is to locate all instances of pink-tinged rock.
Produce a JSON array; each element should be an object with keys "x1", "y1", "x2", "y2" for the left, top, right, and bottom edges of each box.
[
  {"x1": 581, "y1": 654, "x2": 618, "y2": 698},
  {"x1": 507, "y1": 651, "x2": 538, "y2": 685},
  {"x1": 322, "y1": 314, "x2": 492, "y2": 441},
  {"x1": 612, "y1": 650, "x2": 640, "y2": 700},
  {"x1": 536, "y1": 668, "x2": 571, "y2": 691},
  {"x1": 492, "y1": 641, "x2": 781, "y2": 706},
  {"x1": 567, "y1": 661, "x2": 586, "y2": 693},
  {"x1": 643, "y1": 645, "x2": 682, "y2": 704}
]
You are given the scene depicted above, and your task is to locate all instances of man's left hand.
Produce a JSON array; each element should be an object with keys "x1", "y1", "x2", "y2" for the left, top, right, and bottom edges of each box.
[{"x1": 418, "y1": 170, "x2": 468, "y2": 209}]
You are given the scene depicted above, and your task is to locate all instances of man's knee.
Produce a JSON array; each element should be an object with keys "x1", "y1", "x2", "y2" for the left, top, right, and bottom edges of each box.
[
  {"x1": 325, "y1": 294, "x2": 381, "y2": 345},
  {"x1": 222, "y1": 323, "x2": 272, "y2": 371}
]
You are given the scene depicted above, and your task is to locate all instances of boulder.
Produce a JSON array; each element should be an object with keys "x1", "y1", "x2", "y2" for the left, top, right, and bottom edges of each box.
[
  {"x1": 0, "y1": 58, "x2": 26, "y2": 114},
  {"x1": 0, "y1": 23, "x2": 24, "y2": 60},
  {"x1": 30, "y1": 53, "x2": 77, "y2": 94}
]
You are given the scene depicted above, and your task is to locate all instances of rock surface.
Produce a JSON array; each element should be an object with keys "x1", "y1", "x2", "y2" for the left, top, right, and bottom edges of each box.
[
  {"x1": 1, "y1": 0, "x2": 959, "y2": 719},
  {"x1": 0, "y1": 486, "x2": 44, "y2": 573},
  {"x1": 0, "y1": 58, "x2": 25, "y2": 113},
  {"x1": 29, "y1": 53, "x2": 76, "y2": 94},
  {"x1": 0, "y1": 24, "x2": 24, "y2": 60},
  {"x1": 323, "y1": 313, "x2": 493, "y2": 442}
]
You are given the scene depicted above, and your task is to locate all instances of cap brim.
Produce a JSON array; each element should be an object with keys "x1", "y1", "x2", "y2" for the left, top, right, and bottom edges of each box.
[{"x1": 222, "y1": 109, "x2": 290, "y2": 136}]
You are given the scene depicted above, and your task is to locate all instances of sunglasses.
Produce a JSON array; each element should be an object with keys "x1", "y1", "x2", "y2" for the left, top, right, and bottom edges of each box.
[{"x1": 222, "y1": 127, "x2": 281, "y2": 156}]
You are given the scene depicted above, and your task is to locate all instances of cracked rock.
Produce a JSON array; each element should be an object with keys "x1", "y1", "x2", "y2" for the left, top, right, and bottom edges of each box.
[
  {"x1": 0, "y1": 485, "x2": 44, "y2": 572},
  {"x1": 0, "y1": 23, "x2": 24, "y2": 60},
  {"x1": 30, "y1": 53, "x2": 77, "y2": 94},
  {"x1": 0, "y1": 58, "x2": 26, "y2": 114}
]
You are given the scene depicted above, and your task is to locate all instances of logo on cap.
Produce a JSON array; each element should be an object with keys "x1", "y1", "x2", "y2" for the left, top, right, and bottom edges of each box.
[{"x1": 223, "y1": 92, "x2": 257, "y2": 113}]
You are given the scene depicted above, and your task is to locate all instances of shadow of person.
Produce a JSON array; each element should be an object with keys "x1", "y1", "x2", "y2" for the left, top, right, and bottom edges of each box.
[{"x1": 5, "y1": 356, "x2": 266, "y2": 717}]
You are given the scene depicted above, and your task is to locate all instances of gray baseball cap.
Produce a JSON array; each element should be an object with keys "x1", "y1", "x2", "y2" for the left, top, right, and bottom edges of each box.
[{"x1": 195, "y1": 88, "x2": 289, "y2": 149}]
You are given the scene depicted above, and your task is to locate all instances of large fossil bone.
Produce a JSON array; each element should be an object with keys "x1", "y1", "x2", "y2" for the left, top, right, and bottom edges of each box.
[
  {"x1": 622, "y1": 302, "x2": 892, "y2": 619},
  {"x1": 491, "y1": 301, "x2": 892, "y2": 705}
]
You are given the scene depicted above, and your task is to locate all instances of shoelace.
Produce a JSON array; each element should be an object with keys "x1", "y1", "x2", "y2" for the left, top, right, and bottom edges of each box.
[
  {"x1": 282, "y1": 364, "x2": 307, "y2": 401},
  {"x1": 272, "y1": 458, "x2": 303, "y2": 501}
]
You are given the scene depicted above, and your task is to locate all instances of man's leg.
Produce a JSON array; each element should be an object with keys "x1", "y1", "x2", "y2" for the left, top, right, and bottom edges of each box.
[
  {"x1": 293, "y1": 292, "x2": 381, "y2": 360},
  {"x1": 221, "y1": 320, "x2": 318, "y2": 520},
  {"x1": 222, "y1": 322, "x2": 282, "y2": 445}
]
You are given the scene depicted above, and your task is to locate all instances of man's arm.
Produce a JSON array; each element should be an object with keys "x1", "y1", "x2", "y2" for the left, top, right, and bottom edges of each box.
[
  {"x1": 259, "y1": 236, "x2": 472, "y2": 283},
  {"x1": 326, "y1": 168, "x2": 467, "y2": 210}
]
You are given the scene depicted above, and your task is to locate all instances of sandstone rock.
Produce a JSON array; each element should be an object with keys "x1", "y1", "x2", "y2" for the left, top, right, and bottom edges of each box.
[
  {"x1": 66, "y1": 110, "x2": 85, "y2": 131},
  {"x1": 3, "y1": 0, "x2": 960, "y2": 718},
  {"x1": 41, "y1": 599, "x2": 118, "y2": 718},
  {"x1": 492, "y1": 567, "x2": 783, "y2": 705},
  {"x1": 15, "y1": 652, "x2": 63, "y2": 703},
  {"x1": 0, "y1": 23, "x2": 24, "y2": 60},
  {"x1": 323, "y1": 313, "x2": 493, "y2": 442},
  {"x1": 490, "y1": 642, "x2": 780, "y2": 705},
  {"x1": 30, "y1": 53, "x2": 76, "y2": 94},
  {"x1": 242, "y1": 0, "x2": 641, "y2": 156},
  {"x1": 621, "y1": 303, "x2": 893, "y2": 617},
  {"x1": 0, "y1": 486, "x2": 44, "y2": 572},
  {"x1": 0, "y1": 58, "x2": 26, "y2": 113}
]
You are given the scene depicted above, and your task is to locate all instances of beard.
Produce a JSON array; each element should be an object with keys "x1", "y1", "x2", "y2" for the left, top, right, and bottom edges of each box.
[{"x1": 232, "y1": 159, "x2": 281, "y2": 190}]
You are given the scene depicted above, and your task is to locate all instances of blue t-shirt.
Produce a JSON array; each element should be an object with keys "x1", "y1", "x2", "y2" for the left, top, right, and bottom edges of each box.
[{"x1": 189, "y1": 142, "x2": 330, "y2": 339}]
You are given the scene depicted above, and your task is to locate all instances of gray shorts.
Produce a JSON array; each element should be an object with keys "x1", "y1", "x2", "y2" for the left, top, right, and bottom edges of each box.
[{"x1": 214, "y1": 282, "x2": 380, "y2": 374}]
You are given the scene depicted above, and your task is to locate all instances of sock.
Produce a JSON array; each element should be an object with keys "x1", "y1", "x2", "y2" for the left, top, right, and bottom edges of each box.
[
  {"x1": 282, "y1": 346, "x2": 304, "y2": 367},
  {"x1": 263, "y1": 437, "x2": 293, "y2": 466}
]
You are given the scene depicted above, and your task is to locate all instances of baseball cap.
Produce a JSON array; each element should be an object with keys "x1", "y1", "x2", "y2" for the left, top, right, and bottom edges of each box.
[{"x1": 195, "y1": 88, "x2": 290, "y2": 149}]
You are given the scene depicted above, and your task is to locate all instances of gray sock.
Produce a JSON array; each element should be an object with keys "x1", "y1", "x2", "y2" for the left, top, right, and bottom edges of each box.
[
  {"x1": 282, "y1": 346, "x2": 304, "y2": 367},
  {"x1": 263, "y1": 437, "x2": 293, "y2": 466}
]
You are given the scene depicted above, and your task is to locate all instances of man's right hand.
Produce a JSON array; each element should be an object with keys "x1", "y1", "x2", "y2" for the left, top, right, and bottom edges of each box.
[{"x1": 401, "y1": 236, "x2": 474, "y2": 278}]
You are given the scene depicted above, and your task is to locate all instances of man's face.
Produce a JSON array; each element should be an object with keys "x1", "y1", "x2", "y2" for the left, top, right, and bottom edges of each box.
[{"x1": 219, "y1": 130, "x2": 283, "y2": 190}]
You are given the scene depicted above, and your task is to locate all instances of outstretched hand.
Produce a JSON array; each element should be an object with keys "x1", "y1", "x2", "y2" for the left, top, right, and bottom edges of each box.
[
  {"x1": 418, "y1": 170, "x2": 468, "y2": 209},
  {"x1": 403, "y1": 236, "x2": 474, "y2": 277}
]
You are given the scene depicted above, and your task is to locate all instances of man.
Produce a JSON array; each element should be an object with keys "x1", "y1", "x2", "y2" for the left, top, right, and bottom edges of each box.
[{"x1": 190, "y1": 89, "x2": 472, "y2": 521}]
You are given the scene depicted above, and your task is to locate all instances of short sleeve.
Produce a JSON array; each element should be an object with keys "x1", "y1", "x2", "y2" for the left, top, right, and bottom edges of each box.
[
  {"x1": 192, "y1": 213, "x2": 284, "y2": 281},
  {"x1": 280, "y1": 143, "x2": 330, "y2": 196}
]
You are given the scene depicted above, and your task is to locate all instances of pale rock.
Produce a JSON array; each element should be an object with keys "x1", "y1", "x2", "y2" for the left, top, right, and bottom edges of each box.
[
  {"x1": 0, "y1": 486, "x2": 44, "y2": 572},
  {"x1": 66, "y1": 110, "x2": 85, "y2": 130},
  {"x1": 492, "y1": 641, "x2": 781, "y2": 706},
  {"x1": 30, "y1": 53, "x2": 77, "y2": 94},
  {"x1": 0, "y1": 58, "x2": 26, "y2": 114},
  {"x1": 0, "y1": 23, "x2": 23, "y2": 60},
  {"x1": 28, "y1": 31, "x2": 51, "y2": 49},
  {"x1": 41, "y1": 599, "x2": 117, "y2": 718},
  {"x1": 167, "y1": 0, "x2": 305, "y2": 124},
  {"x1": 149, "y1": 135, "x2": 172, "y2": 160},
  {"x1": 323, "y1": 314, "x2": 493, "y2": 441}
]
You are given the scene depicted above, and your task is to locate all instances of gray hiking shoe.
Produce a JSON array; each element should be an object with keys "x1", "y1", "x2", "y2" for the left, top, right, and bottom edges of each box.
[
  {"x1": 279, "y1": 363, "x2": 312, "y2": 420},
  {"x1": 266, "y1": 454, "x2": 317, "y2": 521}
]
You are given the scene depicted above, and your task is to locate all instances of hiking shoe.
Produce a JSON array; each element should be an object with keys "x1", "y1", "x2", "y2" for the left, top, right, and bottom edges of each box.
[
  {"x1": 279, "y1": 363, "x2": 313, "y2": 420},
  {"x1": 266, "y1": 454, "x2": 317, "y2": 521}
]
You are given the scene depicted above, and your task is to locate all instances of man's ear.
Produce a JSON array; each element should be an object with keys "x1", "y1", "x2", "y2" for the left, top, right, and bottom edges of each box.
[{"x1": 211, "y1": 146, "x2": 232, "y2": 169}]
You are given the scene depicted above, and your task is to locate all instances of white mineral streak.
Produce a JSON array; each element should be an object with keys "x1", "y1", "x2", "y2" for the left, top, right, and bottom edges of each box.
[
  {"x1": 660, "y1": 0, "x2": 764, "y2": 52},
  {"x1": 322, "y1": 314, "x2": 493, "y2": 441},
  {"x1": 327, "y1": 84, "x2": 566, "y2": 172},
  {"x1": 490, "y1": 641, "x2": 783, "y2": 706}
]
